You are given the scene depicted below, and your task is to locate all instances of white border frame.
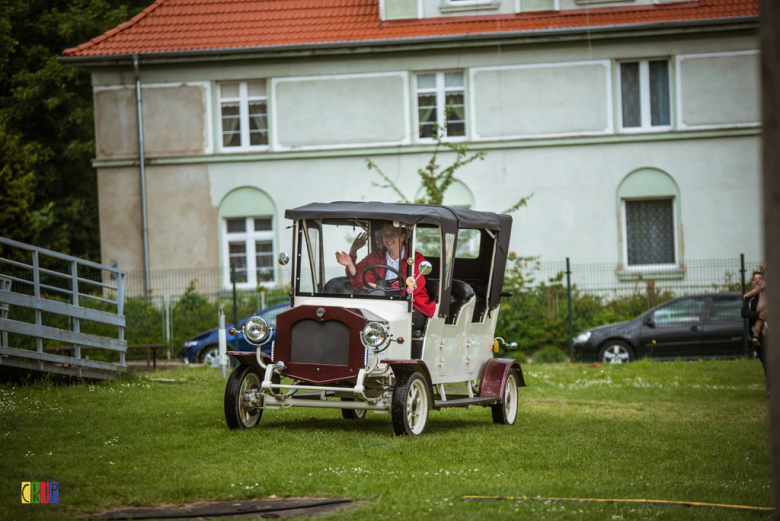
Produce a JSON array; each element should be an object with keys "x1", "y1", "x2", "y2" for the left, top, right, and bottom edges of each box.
[
  {"x1": 270, "y1": 71, "x2": 411, "y2": 152},
  {"x1": 93, "y1": 81, "x2": 214, "y2": 155},
  {"x1": 413, "y1": 70, "x2": 469, "y2": 144},
  {"x1": 216, "y1": 81, "x2": 270, "y2": 154},
  {"x1": 620, "y1": 196, "x2": 679, "y2": 273},
  {"x1": 616, "y1": 58, "x2": 673, "y2": 134},
  {"x1": 468, "y1": 60, "x2": 613, "y2": 141},
  {"x1": 221, "y1": 216, "x2": 277, "y2": 290},
  {"x1": 675, "y1": 50, "x2": 761, "y2": 131}
]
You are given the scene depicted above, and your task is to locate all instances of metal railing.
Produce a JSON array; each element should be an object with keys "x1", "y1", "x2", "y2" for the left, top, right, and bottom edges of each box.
[{"x1": 0, "y1": 237, "x2": 127, "y2": 379}]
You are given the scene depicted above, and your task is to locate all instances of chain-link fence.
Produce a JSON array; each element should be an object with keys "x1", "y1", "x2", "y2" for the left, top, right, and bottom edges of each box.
[
  {"x1": 494, "y1": 256, "x2": 763, "y2": 362},
  {"x1": 2, "y1": 257, "x2": 763, "y2": 364}
]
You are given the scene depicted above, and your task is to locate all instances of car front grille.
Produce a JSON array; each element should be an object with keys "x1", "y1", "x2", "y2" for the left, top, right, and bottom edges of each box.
[{"x1": 289, "y1": 319, "x2": 350, "y2": 365}]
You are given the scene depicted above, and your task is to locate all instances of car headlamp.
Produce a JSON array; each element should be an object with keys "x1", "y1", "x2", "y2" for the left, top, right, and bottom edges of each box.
[
  {"x1": 360, "y1": 322, "x2": 389, "y2": 351},
  {"x1": 183, "y1": 341, "x2": 198, "y2": 348},
  {"x1": 243, "y1": 316, "x2": 271, "y2": 346},
  {"x1": 574, "y1": 331, "x2": 592, "y2": 344}
]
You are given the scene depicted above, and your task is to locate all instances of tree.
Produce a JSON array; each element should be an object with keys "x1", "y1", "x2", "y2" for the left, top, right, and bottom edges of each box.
[
  {"x1": 366, "y1": 120, "x2": 533, "y2": 213},
  {"x1": 0, "y1": 0, "x2": 152, "y2": 260}
]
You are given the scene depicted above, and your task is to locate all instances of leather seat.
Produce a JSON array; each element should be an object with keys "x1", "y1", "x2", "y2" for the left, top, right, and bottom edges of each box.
[{"x1": 447, "y1": 280, "x2": 475, "y2": 324}]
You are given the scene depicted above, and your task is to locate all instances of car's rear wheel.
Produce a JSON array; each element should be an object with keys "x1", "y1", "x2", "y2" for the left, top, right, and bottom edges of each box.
[
  {"x1": 599, "y1": 341, "x2": 634, "y2": 364},
  {"x1": 224, "y1": 364, "x2": 264, "y2": 429},
  {"x1": 491, "y1": 370, "x2": 519, "y2": 425},
  {"x1": 340, "y1": 398, "x2": 367, "y2": 420},
  {"x1": 391, "y1": 372, "x2": 430, "y2": 436}
]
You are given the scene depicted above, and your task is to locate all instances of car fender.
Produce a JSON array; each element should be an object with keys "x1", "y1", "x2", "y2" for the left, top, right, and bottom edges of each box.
[
  {"x1": 384, "y1": 360, "x2": 435, "y2": 408},
  {"x1": 479, "y1": 358, "x2": 526, "y2": 403},
  {"x1": 227, "y1": 351, "x2": 272, "y2": 373}
]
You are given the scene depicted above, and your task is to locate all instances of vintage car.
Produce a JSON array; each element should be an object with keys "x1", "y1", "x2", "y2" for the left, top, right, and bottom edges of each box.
[{"x1": 224, "y1": 202, "x2": 523, "y2": 436}]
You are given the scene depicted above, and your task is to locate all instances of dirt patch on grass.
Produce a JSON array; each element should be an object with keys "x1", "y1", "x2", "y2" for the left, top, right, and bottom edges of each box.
[{"x1": 87, "y1": 497, "x2": 361, "y2": 519}]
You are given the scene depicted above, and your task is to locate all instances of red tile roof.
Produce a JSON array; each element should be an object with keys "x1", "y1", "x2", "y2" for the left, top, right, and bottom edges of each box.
[{"x1": 62, "y1": 0, "x2": 759, "y2": 58}]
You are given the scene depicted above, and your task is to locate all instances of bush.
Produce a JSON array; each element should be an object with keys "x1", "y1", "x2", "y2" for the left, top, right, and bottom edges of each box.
[{"x1": 533, "y1": 346, "x2": 569, "y2": 364}]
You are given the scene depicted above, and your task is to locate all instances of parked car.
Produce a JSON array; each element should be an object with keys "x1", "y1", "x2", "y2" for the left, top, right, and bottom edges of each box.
[
  {"x1": 224, "y1": 202, "x2": 523, "y2": 436},
  {"x1": 179, "y1": 302, "x2": 290, "y2": 365},
  {"x1": 573, "y1": 293, "x2": 745, "y2": 363}
]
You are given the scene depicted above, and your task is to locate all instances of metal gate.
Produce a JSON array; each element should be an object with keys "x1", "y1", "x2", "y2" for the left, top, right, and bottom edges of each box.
[{"x1": 0, "y1": 237, "x2": 127, "y2": 380}]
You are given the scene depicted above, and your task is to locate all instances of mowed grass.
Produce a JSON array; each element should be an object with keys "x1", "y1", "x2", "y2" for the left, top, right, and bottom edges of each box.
[{"x1": 0, "y1": 359, "x2": 770, "y2": 521}]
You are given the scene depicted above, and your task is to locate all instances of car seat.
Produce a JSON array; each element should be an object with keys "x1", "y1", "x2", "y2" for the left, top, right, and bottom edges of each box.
[{"x1": 446, "y1": 280, "x2": 475, "y2": 325}]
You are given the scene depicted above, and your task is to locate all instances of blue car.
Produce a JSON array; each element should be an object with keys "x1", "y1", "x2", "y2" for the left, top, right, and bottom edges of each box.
[{"x1": 180, "y1": 302, "x2": 290, "y2": 365}]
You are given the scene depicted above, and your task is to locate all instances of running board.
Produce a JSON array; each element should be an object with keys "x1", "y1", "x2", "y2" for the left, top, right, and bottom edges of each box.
[{"x1": 435, "y1": 397, "x2": 498, "y2": 408}]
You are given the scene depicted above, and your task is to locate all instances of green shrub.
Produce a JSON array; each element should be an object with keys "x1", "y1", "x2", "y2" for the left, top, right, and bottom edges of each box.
[{"x1": 533, "y1": 346, "x2": 569, "y2": 364}]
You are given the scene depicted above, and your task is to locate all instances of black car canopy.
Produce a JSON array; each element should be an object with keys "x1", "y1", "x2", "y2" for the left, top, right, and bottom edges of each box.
[{"x1": 285, "y1": 201, "x2": 513, "y2": 313}]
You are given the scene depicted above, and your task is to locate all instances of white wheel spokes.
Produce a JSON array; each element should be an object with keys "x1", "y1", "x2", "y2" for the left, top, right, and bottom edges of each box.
[
  {"x1": 406, "y1": 380, "x2": 428, "y2": 434},
  {"x1": 240, "y1": 373, "x2": 261, "y2": 426},
  {"x1": 605, "y1": 346, "x2": 627, "y2": 364},
  {"x1": 504, "y1": 375, "x2": 518, "y2": 420}
]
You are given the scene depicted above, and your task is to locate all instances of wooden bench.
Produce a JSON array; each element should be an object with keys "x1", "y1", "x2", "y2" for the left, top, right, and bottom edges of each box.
[{"x1": 46, "y1": 344, "x2": 169, "y2": 372}]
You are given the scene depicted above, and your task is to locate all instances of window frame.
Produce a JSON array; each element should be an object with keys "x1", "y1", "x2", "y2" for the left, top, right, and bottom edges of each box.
[
  {"x1": 413, "y1": 70, "x2": 468, "y2": 143},
  {"x1": 620, "y1": 196, "x2": 679, "y2": 272},
  {"x1": 217, "y1": 81, "x2": 270, "y2": 153},
  {"x1": 221, "y1": 216, "x2": 276, "y2": 290},
  {"x1": 617, "y1": 59, "x2": 673, "y2": 133}
]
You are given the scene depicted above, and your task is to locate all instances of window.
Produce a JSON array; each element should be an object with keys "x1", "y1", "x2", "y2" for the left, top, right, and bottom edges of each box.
[
  {"x1": 219, "y1": 81, "x2": 268, "y2": 150},
  {"x1": 619, "y1": 60, "x2": 671, "y2": 131},
  {"x1": 653, "y1": 298, "x2": 704, "y2": 325},
  {"x1": 709, "y1": 297, "x2": 741, "y2": 321},
  {"x1": 623, "y1": 198, "x2": 677, "y2": 268},
  {"x1": 415, "y1": 72, "x2": 466, "y2": 140},
  {"x1": 223, "y1": 216, "x2": 275, "y2": 288}
]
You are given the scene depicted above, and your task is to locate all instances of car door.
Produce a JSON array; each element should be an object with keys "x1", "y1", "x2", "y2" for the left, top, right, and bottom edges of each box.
[
  {"x1": 700, "y1": 295, "x2": 744, "y2": 358},
  {"x1": 639, "y1": 297, "x2": 705, "y2": 359}
]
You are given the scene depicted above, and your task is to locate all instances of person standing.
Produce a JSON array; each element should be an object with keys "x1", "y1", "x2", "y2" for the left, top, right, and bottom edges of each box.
[{"x1": 742, "y1": 269, "x2": 769, "y2": 383}]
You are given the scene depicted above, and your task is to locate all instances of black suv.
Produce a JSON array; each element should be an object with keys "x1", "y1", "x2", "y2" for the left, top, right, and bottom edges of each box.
[{"x1": 574, "y1": 293, "x2": 746, "y2": 363}]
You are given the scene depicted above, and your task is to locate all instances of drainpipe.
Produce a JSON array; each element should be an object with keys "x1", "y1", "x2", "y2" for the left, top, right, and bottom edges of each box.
[{"x1": 133, "y1": 54, "x2": 150, "y2": 295}]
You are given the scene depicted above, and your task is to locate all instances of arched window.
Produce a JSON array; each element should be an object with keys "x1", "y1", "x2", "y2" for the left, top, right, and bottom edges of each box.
[
  {"x1": 218, "y1": 187, "x2": 278, "y2": 289},
  {"x1": 617, "y1": 168, "x2": 681, "y2": 271},
  {"x1": 414, "y1": 179, "x2": 476, "y2": 208}
]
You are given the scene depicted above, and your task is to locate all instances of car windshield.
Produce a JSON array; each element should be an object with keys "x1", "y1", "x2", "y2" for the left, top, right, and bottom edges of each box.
[{"x1": 296, "y1": 219, "x2": 439, "y2": 300}]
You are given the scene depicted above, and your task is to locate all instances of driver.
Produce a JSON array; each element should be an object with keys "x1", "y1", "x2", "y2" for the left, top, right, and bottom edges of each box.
[{"x1": 335, "y1": 221, "x2": 435, "y2": 321}]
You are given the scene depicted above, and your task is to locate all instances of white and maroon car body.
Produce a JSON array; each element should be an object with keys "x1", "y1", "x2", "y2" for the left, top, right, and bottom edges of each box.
[{"x1": 224, "y1": 202, "x2": 523, "y2": 436}]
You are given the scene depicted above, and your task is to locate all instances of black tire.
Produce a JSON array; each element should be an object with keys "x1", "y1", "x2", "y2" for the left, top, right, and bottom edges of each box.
[
  {"x1": 391, "y1": 372, "x2": 430, "y2": 436},
  {"x1": 491, "y1": 370, "x2": 520, "y2": 425},
  {"x1": 598, "y1": 341, "x2": 635, "y2": 364},
  {"x1": 224, "y1": 364, "x2": 264, "y2": 430},
  {"x1": 340, "y1": 398, "x2": 367, "y2": 420}
]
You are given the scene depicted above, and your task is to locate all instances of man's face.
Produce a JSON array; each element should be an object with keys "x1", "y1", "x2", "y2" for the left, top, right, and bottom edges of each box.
[{"x1": 754, "y1": 273, "x2": 763, "y2": 286}]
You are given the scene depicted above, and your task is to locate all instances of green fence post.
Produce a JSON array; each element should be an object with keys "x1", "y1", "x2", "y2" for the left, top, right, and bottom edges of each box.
[
  {"x1": 740, "y1": 253, "x2": 749, "y2": 358},
  {"x1": 231, "y1": 263, "x2": 239, "y2": 350},
  {"x1": 566, "y1": 257, "x2": 573, "y2": 360},
  {"x1": 169, "y1": 298, "x2": 173, "y2": 352}
]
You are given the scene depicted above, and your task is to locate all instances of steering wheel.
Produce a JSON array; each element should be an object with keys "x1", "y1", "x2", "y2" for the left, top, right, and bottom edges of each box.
[{"x1": 362, "y1": 264, "x2": 404, "y2": 295}]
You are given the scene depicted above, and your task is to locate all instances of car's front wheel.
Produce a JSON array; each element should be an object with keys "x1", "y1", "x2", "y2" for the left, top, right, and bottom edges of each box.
[
  {"x1": 391, "y1": 372, "x2": 430, "y2": 436},
  {"x1": 224, "y1": 364, "x2": 264, "y2": 429},
  {"x1": 200, "y1": 344, "x2": 221, "y2": 368},
  {"x1": 599, "y1": 341, "x2": 634, "y2": 364}
]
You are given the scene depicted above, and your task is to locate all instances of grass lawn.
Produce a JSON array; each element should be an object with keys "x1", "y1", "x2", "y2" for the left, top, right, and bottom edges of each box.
[{"x1": 1, "y1": 359, "x2": 770, "y2": 520}]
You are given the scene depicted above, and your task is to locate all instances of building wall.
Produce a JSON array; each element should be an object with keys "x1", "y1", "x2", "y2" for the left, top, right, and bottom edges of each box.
[{"x1": 91, "y1": 29, "x2": 762, "y2": 285}]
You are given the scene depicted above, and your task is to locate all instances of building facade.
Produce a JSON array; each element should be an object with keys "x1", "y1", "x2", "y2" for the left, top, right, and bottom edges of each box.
[{"x1": 62, "y1": 0, "x2": 761, "y2": 293}]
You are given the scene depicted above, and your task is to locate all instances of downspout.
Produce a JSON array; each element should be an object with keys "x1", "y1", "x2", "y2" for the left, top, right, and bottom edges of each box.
[{"x1": 133, "y1": 54, "x2": 150, "y2": 295}]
